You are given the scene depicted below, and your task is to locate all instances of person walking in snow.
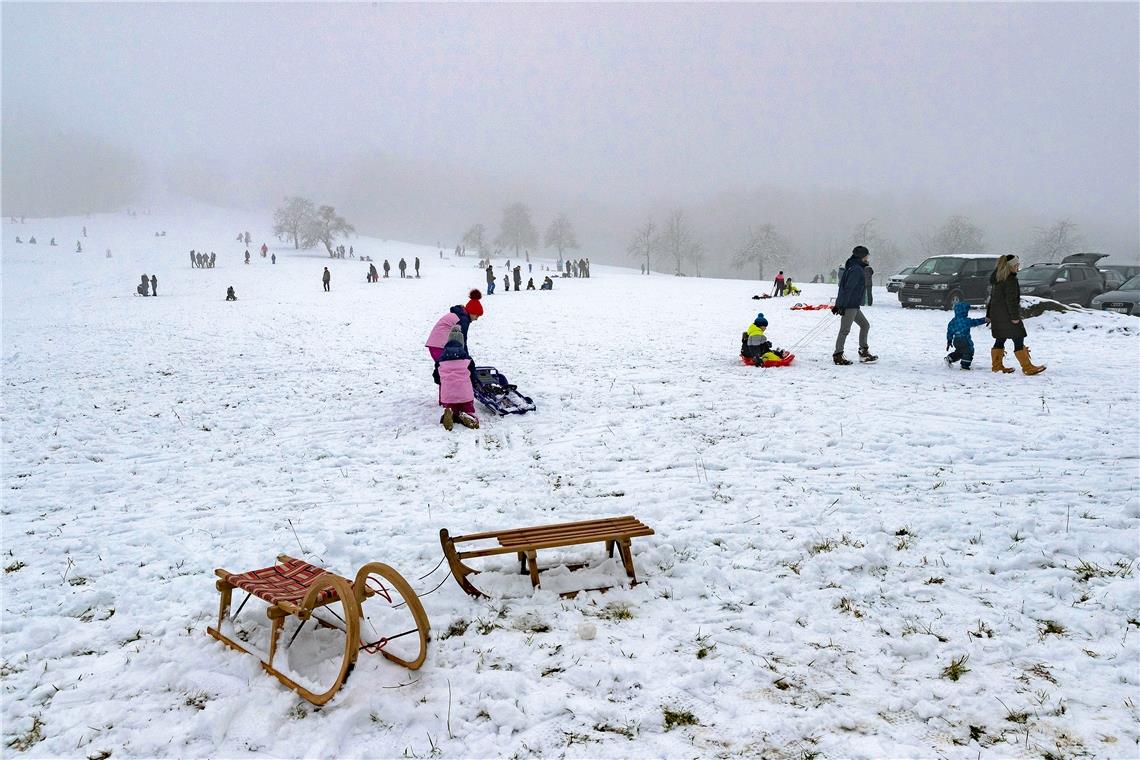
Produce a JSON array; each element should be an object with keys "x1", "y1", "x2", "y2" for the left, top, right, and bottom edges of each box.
[
  {"x1": 988, "y1": 254, "x2": 1045, "y2": 375},
  {"x1": 271, "y1": 253, "x2": 276, "y2": 264},
  {"x1": 513, "y1": 266, "x2": 522, "y2": 291},
  {"x1": 82, "y1": 225, "x2": 87, "y2": 238},
  {"x1": 322, "y1": 266, "x2": 331, "y2": 292},
  {"x1": 485, "y1": 264, "x2": 496, "y2": 294},
  {"x1": 245, "y1": 250, "x2": 251, "y2": 265},
  {"x1": 383, "y1": 260, "x2": 390, "y2": 278},
  {"x1": 832, "y1": 246, "x2": 877, "y2": 365},
  {"x1": 425, "y1": 290, "x2": 483, "y2": 361},
  {"x1": 399, "y1": 258, "x2": 407, "y2": 278},
  {"x1": 261, "y1": 243, "x2": 268, "y2": 258},
  {"x1": 503, "y1": 274, "x2": 510, "y2": 292},
  {"x1": 944, "y1": 301, "x2": 988, "y2": 370},
  {"x1": 150, "y1": 274, "x2": 158, "y2": 296},
  {"x1": 433, "y1": 327, "x2": 480, "y2": 430},
  {"x1": 414, "y1": 256, "x2": 420, "y2": 278},
  {"x1": 772, "y1": 271, "x2": 785, "y2": 297}
]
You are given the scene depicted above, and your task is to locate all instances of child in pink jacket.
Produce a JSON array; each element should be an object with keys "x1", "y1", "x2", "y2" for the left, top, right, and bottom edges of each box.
[
  {"x1": 433, "y1": 327, "x2": 480, "y2": 430},
  {"x1": 424, "y1": 290, "x2": 483, "y2": 361}
]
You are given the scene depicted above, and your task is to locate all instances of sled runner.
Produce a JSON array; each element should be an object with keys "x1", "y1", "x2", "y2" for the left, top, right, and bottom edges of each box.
[
  {"x1": 440, "y1": 516, "x2": 655, "y2": 598},
  {"x1": 473, "y1": 366, "x2": 536, "y2": 416},
  {"x1": 207, "y1": 555, "x2": 430, "y2": 705}
]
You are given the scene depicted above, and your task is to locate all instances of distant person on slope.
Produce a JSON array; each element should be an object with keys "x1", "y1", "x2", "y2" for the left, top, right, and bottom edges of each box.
[
  {"x1": 226, "y1": 286, "x2": 237, "y2": 301},
  {"x1": 383, "y1": 260, "x2": 390, "y2": 278},
  {"x1": 414, "y1": 256, "x2": 420, "y2": 278},
  {"x1": 425, "y1": 290, "x2": 483, "y2": 361},
  {"x1": 832, "y1": 246, "x2": 877, "y2": 365},
  {"x1": 526, "y1": 277, "x2": 536, "y2": 290},
  {"x1": 485, "y1": 264, "x2": 496, "y2": 294},
  {"x1": 772, "y1": 271, "x2": 785, "y2": 297},
  {"x1": 322, "y1": 266, "x2": 331, "y2": 292},
  {"x1": 863, "y1": 264, "x2": 874, "y2": 306},
  {"x1": 988, "y1": 254, "x2": 1044, "y2": 375},
  {"x1": 399, "y1": 258, "x2": 407, "y2": 278},
  {"x1": 540, "y1": 276, "x2": 553, "y2": 290},
  {"x1": 137, "y1": 275, "x2": 150, "y2": 297},
  {"x1": 513, "y1": 266, "x2": 522, "y2": 291},
  {"x1": 150, "y1": 275, "x2": 157, "y2": 296}
]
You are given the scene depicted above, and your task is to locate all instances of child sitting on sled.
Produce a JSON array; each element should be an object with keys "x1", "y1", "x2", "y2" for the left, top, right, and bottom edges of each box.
[
  {"x1": 433, "y1": 326, "x2": 480, "y2": 430},
  {"x1": 741, "y1": 313, "x2": 791, "y2": 366},
  {"x1": 945, "y1": 301, "x2": 988, "y2": 370}
]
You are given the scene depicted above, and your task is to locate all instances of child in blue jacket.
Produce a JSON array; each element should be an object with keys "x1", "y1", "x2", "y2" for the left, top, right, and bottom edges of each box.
[{"x1": 945, "y1": 301, "x2": 989, "y2": 370}]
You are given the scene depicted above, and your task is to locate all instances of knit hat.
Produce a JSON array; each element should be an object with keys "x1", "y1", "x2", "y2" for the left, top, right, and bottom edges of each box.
[
  {"x1": 754, "y1": 313, "x2": 768, "y2": 327},
  {"x1": 853, "y1": 245, "x2": 870, "y2": 258},
  {"x1": 447, "y1": 325, "x2": 465, "y2": 346},
  {"x1": 466, "y1": 298, "x2": 484, "y2": 317}
]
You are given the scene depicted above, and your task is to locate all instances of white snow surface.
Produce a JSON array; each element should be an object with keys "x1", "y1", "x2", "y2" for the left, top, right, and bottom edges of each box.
[{"x1": 2, "y1": 206, "x2": 1139, "y2": 759}]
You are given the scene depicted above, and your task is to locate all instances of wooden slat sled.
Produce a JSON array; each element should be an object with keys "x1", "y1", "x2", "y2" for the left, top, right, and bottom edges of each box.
[{"x1": 441, "y1": 515, "x2": 655, "y2": 598}]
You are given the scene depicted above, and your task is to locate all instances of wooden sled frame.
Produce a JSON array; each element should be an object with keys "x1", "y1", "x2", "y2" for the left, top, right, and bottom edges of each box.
[
  {"x1": 206, "y1": 555, "x2": 430, "y2": 705},
  {"x1": 440, "y1": 516, "x2": 655, "y2": 599}
]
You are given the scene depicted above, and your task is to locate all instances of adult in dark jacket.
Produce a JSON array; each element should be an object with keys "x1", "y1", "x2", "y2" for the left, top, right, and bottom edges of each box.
[
  {"x1": 863, "y1": 265, "x2": 874, "y2": 305},
  {"x1": 987, "y1": 254, "x2": 1044, "y2": 374},
  {"x1": 150, "y1": 275, "x2": 157, "y2": 296},
  {"x1": 832, "y1": 246, "x2": 877, "y2": 364},
  {"x1": 513, "y1": 266, "x2": 522, "y2": 290}
]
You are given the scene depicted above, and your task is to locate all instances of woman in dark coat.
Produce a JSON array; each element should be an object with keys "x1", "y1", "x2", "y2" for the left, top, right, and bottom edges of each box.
[{"x1": 987, "y1": 254, "x2": 1044, "y2": 374}]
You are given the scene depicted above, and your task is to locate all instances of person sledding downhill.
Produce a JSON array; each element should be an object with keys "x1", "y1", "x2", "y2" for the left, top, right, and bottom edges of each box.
[
  {"x1": 740, "y1": 313, "x2": 794, "y2": 367},
  {"x1": 832, "y1": 246, "x2": 878, "y2": 365},
  {"x1": 433, "y1": 327, "x2": 480, "y2": 430},
  {"x1": 944, "y1": 301, "x2": 989, "y2": 370}
]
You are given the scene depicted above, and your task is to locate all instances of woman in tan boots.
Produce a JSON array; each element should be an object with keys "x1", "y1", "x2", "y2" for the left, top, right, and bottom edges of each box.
[{"x1": 987, "y1": 255, "x2": 1045, "y2": 374}]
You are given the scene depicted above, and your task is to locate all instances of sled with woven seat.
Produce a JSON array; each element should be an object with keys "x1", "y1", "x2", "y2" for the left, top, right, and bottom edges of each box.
[{"x1": 206, "y1": 555, "x2": 430, "y2": 705}]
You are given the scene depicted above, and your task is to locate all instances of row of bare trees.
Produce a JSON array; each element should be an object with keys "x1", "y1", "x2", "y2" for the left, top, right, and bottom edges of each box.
[
  {"x1": 627, "y1": 211, "x2": 1090, "y2": 279},
  {"x1": 461, "y1": 203, "x2": 580, "y2": 261}
]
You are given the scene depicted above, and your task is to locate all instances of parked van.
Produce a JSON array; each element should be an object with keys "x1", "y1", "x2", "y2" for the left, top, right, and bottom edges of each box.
[{"x1": 898, "y1": 254, "x2": 999, "y2": 310}]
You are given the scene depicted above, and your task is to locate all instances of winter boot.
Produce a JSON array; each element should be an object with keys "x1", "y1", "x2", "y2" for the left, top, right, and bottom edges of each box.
[
  {"x1": 858, "y1": 347, "x2": 878, "y2": 363},
  {"x1": 441, "y1": 407, "x2": 454, "y2": 431},
  {"x1": 833, "y1": 352, "x2": 853, "y2": 366},
  {"x1": 991, "y1": 348, "x2": 1015, "y2": 373},
  {"x1": 457, "y1": 413, "x2": 480, "y2": 430},
  {"x1": 1014, "y1": 347, "x2": 1046, "y2": 375}
]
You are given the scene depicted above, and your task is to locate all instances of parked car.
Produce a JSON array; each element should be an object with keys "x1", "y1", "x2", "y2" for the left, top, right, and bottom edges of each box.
[
  {"x1": 1099, "y1": 263, "x2": 1140, "y2": 282},
  {"x1": 1019, "y1": 255, "x2": 1106, "y2": 306},
  {"x1": 1099, "y1": 268, "x2": 1127, "y2": 291},
  {"x1": 1090, "y1": 275, "x2": 1140, "y2": 316},
  {"x1": 886, "y1": 267, "x2": 915, "y2": 293},
  {"x1": 897, "y1": 255, "x2": 998, "y2": 309}
]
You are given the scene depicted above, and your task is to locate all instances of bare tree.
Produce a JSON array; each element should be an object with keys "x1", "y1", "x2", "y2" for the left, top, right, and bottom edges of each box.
[
  {"x1": 304, "y1": 205, "x2": 355, "y2": 256},
  {"x1": 495, "y1": 202, "x2": 537, "y2": 256},
  {"x1": 544, "y1": 214, "x2": 579, "y2": 260},
  {"x1": 850, "y1": 218, "x2": 901, "y2": 277},
  {"x1": 920, "y1": 215, "x2": 986, "y2": 257},
  {"x1": 273, "y1": 196, "x2": 316, "y2": 249},
  {"x1": 1023, "y1": 219, "x2": 1082, "y2": 263},
  {"x1": 627, "y1": 217, "x2": 656, "y2": 274},
  {"x1": 732, "y1": 224, "x2": 792, "y2": 281},
  {"x1": 687, "y1": 241, "x2": 707, "y2": 277},
  {"x1": 462, "y1": 223, "x2": 490, "y2": 256},
  {"x1": 659, "y1": 210, "x2": 695, "y2": 276}
]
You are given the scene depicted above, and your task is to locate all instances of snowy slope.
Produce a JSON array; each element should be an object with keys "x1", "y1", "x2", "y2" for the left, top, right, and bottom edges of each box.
[{"x1": 2, "y1": 206, "x2": 1138, "y2": 759}]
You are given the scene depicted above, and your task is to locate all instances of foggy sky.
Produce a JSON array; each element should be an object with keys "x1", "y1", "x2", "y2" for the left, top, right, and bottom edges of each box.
[{"x1": 3, "y1": 2, "x2": 1138, "y2": 263}]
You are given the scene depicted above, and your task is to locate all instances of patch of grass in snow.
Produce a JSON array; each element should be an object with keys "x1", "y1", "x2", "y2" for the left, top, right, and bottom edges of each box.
[
  {"x1": 439, "y1": 619, "x2": 468, "y2": 640},
  {"x1": 593, "y1": 721, "x2": 637, "y2": 739},
  {"x1": 598, "y1": 603, "x2": 633, "y2": 621},
  {"x1": 695, "y1": 630, "x2": 716, "y2": 659},
  {"x1": 968, "y1": 620, "x2": 994, "y2": 639},
  {"x1": 183, "y1": 691, "x2": 209, "y2": 710},
  {"x1": 783, "y1": 559, "x2": 802, "y2": 575},
  {"x1": 561, "y1": 731, "x2": 596, "y2": 747},
  {"x1": 924, "y1": 577, "x2": 944, "y2": 585},
  {"x1": 7, "y1": 715, "x2": 45, "y2": 751},
  {"x1": 835, "y1": 597, "x2": 864, "y2": 619},
  {"x1": 940, "y1": 654, "x2": 970, "y2": 681},
  {"x1": 1070, "y1": 558, "x2": 1133, "y2": 583},
  {"x1": 808, "y1": 532, "x2": 863, "y2": 555},
  {"x1": 662, "y1": 707, "x2": 698, "y2": 731},
  {"x1": 3, "y1": 561, "x2": 25, "y2": 573},
  {"x1": 1027, "y1": 663, "x2": 1058, "y2": 684},
  {"x1": 474, "y1": 617, "x2": 498, "y2": 635},
  {"x1": 1037, "y1": 620, "x2": 1066, "y2": 638}
]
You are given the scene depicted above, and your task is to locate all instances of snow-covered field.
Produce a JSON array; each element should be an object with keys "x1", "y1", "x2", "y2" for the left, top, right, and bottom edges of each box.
[{"x1": 2, "y1": 206, "x2": 1138, "y2": 759}]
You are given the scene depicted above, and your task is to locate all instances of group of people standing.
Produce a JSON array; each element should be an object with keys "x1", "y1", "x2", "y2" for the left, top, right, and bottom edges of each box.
[
  {"x1": 484, "y1": 264, "x2": 556, "y2": 293},
  {"x1": 366, "y1": 257, "x2": 421, "y2": 282},
  {"x1": 135, "y1": 274, "x2": 158, "y2": 297},
  {"x1": 560, "y1": 258, "x2": 590, "y2": 278},
  {"x1": 190, "y1": 250, "x2": 217, "y2": 268}
]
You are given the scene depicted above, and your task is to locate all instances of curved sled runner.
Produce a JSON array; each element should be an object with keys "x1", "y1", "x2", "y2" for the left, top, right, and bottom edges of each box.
[
  {"x1": 206, "y1": 555, "x2": 430, "y2": 705},
  {"x1": 474, "y1": 366, "x2": 536, "y2": 416}
]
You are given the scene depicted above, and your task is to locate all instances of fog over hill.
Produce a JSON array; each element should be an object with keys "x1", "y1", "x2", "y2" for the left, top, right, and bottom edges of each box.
[{"x1": 3, "y1": 2, "x2": 1137, "y2": 276}]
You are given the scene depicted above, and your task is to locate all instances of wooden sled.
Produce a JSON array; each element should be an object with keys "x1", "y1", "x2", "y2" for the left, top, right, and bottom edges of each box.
[
  {"x1": 440, "y1": 516, "x2": 655, "y2": 598},
  {"x1": 207, "y1": 555, "x2": 430, "y2": 705}
]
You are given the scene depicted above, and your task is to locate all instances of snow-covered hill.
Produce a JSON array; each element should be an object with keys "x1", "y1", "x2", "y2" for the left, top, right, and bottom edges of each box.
[{"x1": 2, "y1": 205, "x2": 1138, "y2": 758}]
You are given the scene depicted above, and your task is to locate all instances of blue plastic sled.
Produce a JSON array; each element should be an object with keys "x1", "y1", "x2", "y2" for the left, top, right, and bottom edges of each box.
[{"x1": 473, "y1": 366, "x2": 536, "y2": 416}]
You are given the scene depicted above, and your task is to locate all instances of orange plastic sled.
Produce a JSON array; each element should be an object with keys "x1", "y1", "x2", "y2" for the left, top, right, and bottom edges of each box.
[{"x1": 741, "y1": 353, "x2": 796, "y2": 367}]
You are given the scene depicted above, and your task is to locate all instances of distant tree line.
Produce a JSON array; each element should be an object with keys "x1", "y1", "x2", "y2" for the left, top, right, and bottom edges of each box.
[{"x1": 461, "y1": 203, "x2": 581, "y2": 262}]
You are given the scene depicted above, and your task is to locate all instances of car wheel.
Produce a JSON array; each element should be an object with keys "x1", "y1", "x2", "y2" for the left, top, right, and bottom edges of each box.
[{"x1": 943, "y1": 290, "x2": 963, "y2": 310}]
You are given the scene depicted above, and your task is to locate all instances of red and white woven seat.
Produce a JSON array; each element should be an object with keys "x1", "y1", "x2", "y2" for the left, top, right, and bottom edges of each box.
[{"x1": 225, "y1": 558, "x2": 345, "y2": 607}]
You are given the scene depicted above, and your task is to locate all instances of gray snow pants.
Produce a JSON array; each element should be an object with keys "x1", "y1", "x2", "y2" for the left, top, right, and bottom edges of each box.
[{"x1": 834, "y1": 307, "x2": 870, "y2": 355}]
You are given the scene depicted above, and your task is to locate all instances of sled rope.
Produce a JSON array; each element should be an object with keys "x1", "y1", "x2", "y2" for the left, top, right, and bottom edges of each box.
[{"x1": 787, "y1": 312, "x2": 839, "y2": 352}]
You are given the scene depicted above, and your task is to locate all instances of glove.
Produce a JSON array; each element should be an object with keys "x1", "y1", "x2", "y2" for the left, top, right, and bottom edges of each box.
[
  {"x1": 831, "y1": 306, "x2": 845, "y2": 315},
  {"x1": 946, "y1": 343, "x2": 952, "y2": 351}
]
